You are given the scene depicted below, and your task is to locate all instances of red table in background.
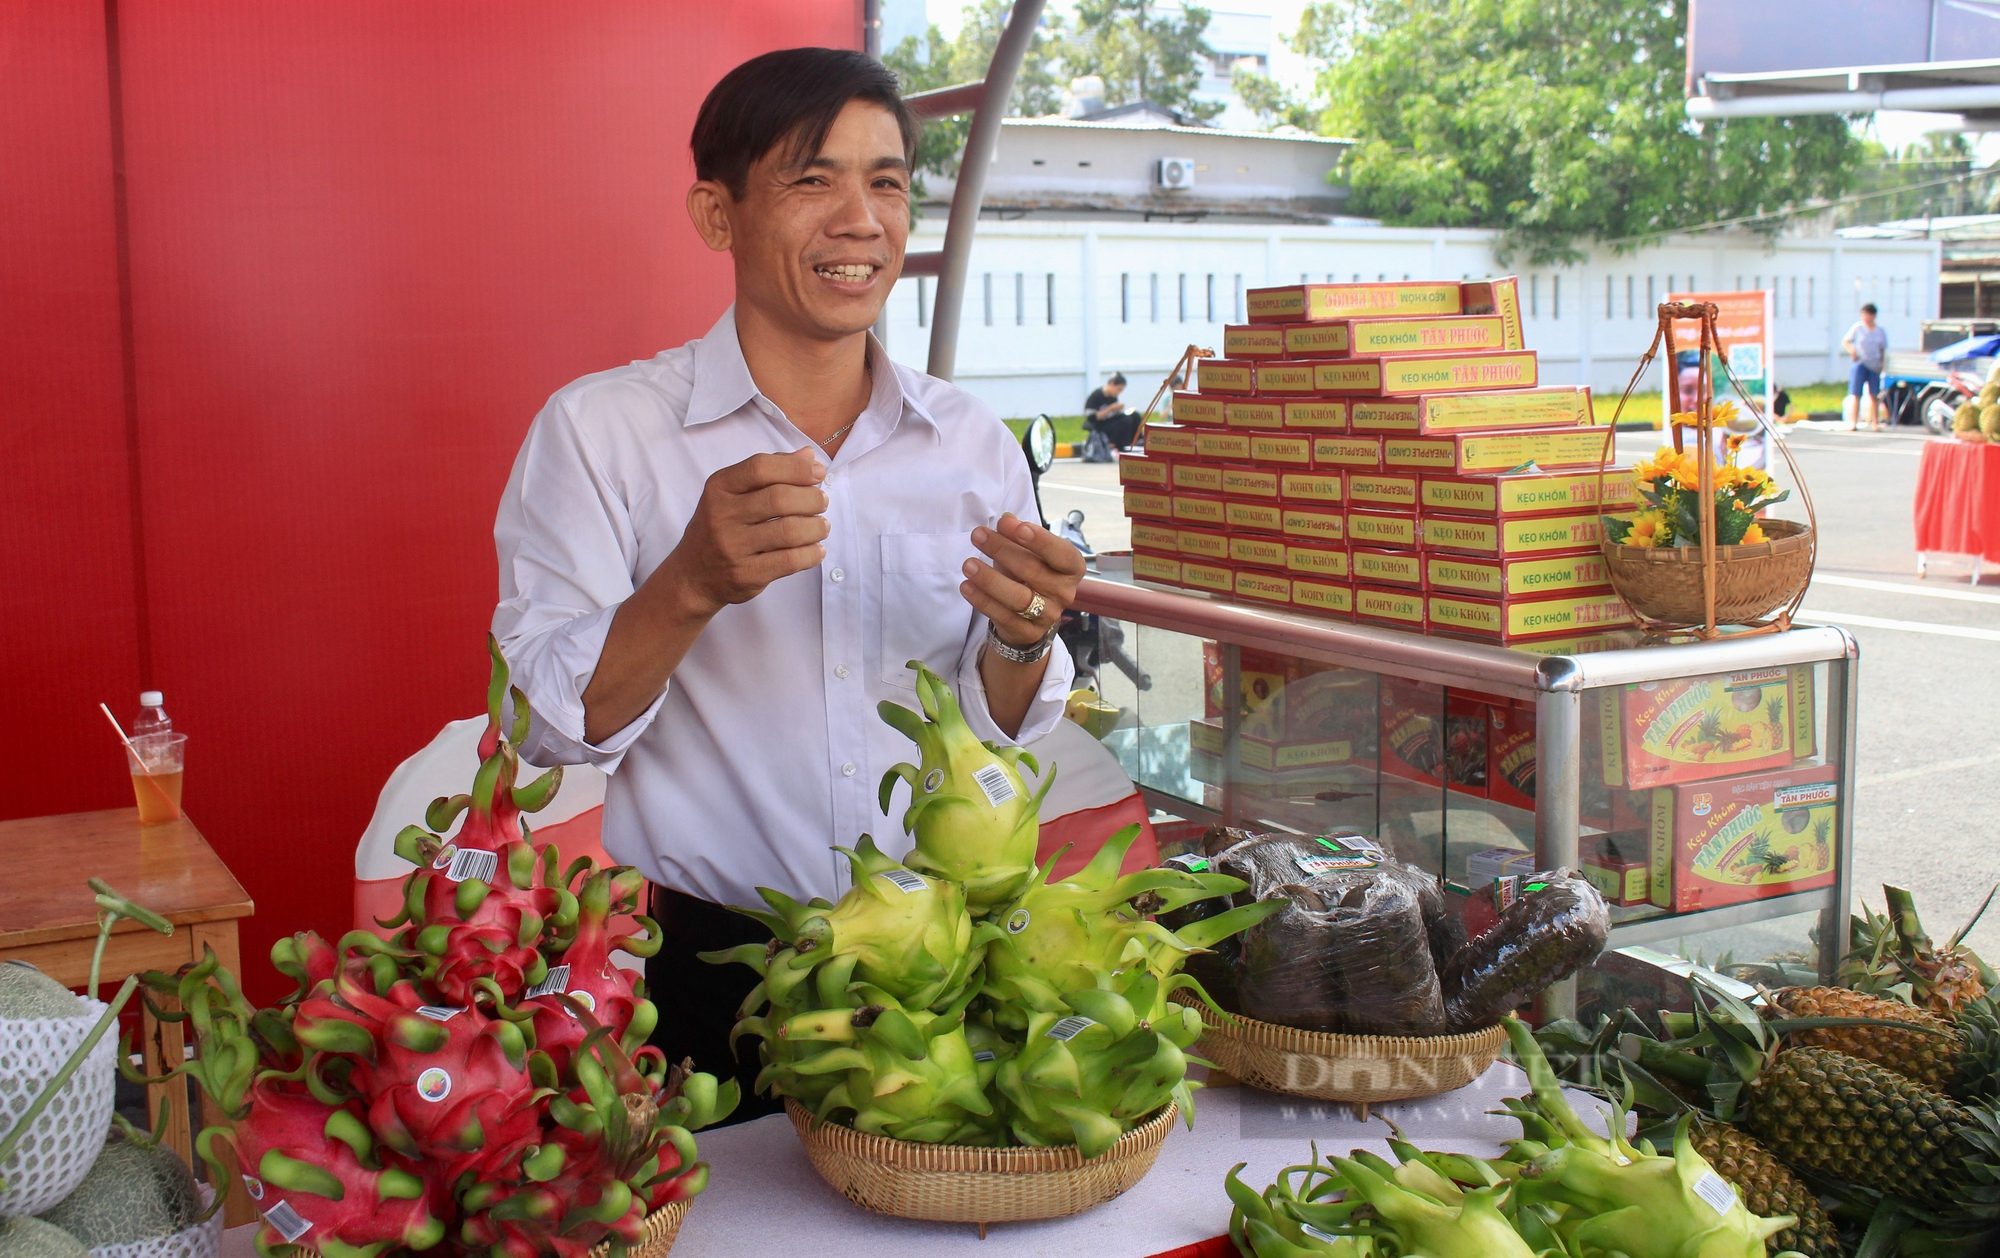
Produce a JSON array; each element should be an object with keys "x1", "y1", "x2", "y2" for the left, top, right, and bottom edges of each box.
[{"x1": 1914, "y1": 437, "x2": 2000, "y2": 578}]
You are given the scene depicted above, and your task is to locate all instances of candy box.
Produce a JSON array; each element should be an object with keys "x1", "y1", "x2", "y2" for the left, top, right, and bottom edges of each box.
[
  {"x1": 1117, "y1": 453, "x2": 1171, "y2": 489},
  {"x1": 1285, "y1": 541, "x2": 1350, "y2": 580},
  {"x1": 1312, "y1": 434, "x2": 1384, "y2": 470},
  {"x1": 1229, "y1": 533, "x2": 1288, "y2": 571},
  {"x1": 1445, "y1": 691, "x2": 1491, "y2": 797},
  {"x1": 1419, "y1": 511, "x2": 1608, "y2": 559},
  {"x1": 1290, "y1": 577, "x2": 1354, "y2": 619},
  {"x1": 1351, "y1": 546, "x2": 1424, "y2": 589},
  {"x1": 1459, "y1": 276, "x2": 1524, "y2": 349},
  {"x1": 1466, "y1": 846, "x2": 1537, "y2": 886},
  {"x1": 1335, "y1": 314, "x2": 1510, "y2": 357},
  {"x1": 1222, "y1": 324, "x2": 1288, "y2": 358},
  {"x1": 1583, "y1": 850, "x2": 1649, "y2": 908},
  {"x1": 1280, "y1": 470, "x2": 1345, "y2": 503},
  {"x1": 1123, "y1": 488, "x2": 1172, "y2": 520},
  {"x1": 1171, "y1": 392, "x2": 1228, "y2": 428},
  {"x1": 1132, "y1": 553, "x2": 1181, "y2": 586},
  {"x1": 1375, "y1": 349, "x2": 1538, "y2": 396},
  {"x1": 1487, "y1": 699, "x2": 1537, "y2": 810},
  {"x1": 1225, "y1": 399, "x2": 1286, "y2": 430},
  {"x1": 1195, "y1": 429, "x2": 1253, "y2": 462},
  {"x1": 1349, "y1": 398, "x2": 1422, "y2": 434},
  {"x1": 1246, "y1": 279, "x2": 1462, "y2": 323},
  {"x1": 1181, "y1": 559, "x2": 1233, "y2": 594},
  {"x1": 1426, "y1": 589, "x2": 1636, "y2": 644},
  {"x1": 1310, "y1": 360, "x2": 1386, "y2": 394},
  {"x1": 1223, "y1": 465, "x2": 1281, "y2": 499},
  {"x1": 1383, "y1": 427, "x2": 1608, "y2": 473},
  {"x1": 1378, "y1": 678, "x2": 1443, "y2": 785},
  {"x1": 1345, "y1": 471, "x2": 1421, "y2": 510},
  {"x1": 1646, "y1": 763, "x2": 1839, "y2": 911},
  {"x1": 1421, "y1": 468, "x2": 1638, "y2": 518},
  {"x1": 1172, "y1": 492, "x2": 1227, "y2": 529},
  {"x1": 1405, "y1": 386, "x2": 1589, "y2": 434},
  {"x1": 1225, "y1": 499, "x2": 1284, "y2": 535},
  {"x1": 1143, "y1": 423, "x2": 1200, "y2": 459},
  {"x1": 1283, "y1": 399, "x2": 1348, "y2": 431},
  {"x1": 1196, "y1": 358, "x2": 1257, "y2": 394},
  {"x1": 1233, "y1": 567, "x2": 1292, "y2": 607},
  {"x1": 1176, "y1": 527, "x2": 1230, "y2": 562},
  {"x1": 1356, "y1": 584, "x2": 1426, "y2": 631},
  {"x1": 1249, "y1": 433, "x2": 1314, "y2": 467},
  {"x1": 1281, "y1": 503, "x2": 1346, "y2": 544},
  {"x1": 1600, "y1": 665, "x2": 1818, "y2": 790},
  {"x1": 1282, "y1": 323, "x2": 1353, "y2": 358},
  {"x1": 1172, "y1": 462, "x2": 1224, "y2": 494},
  {"x1": 1345, "y1": 508, "x2": 1418, "y2": 549},
  {"x1": 1130, "y1": 520, "x2": 1180, "y2": 555},
  {"x1": 1253, "y1": 360, "x2": 1318, "y2": 395}
]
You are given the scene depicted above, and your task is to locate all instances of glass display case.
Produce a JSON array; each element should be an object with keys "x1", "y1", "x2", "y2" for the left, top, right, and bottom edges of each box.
[{"x1": 1075, "y1": 556, "x2": 1858, "y2": 1021}]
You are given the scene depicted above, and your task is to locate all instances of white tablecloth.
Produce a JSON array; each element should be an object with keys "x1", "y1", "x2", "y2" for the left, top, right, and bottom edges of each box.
[{"x1": 217, "y1": 1062, "x2": 1604, "y2": 1258}]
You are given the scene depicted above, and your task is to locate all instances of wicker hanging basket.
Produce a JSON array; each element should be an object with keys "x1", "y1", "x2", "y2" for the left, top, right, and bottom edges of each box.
[
  {"x1": 1596, "y1": 301, "x2": 1818, "y2": 638},
  {"x1": 784, "y1": 1099, "x2": 1176, "y2": 1233},
  {"x1": 1192, "y1": 1005, "x2": 1507, "y2": 1121},
  {"x1": 298, "y1": 1195, "x2": 689, "y2": 1258}
]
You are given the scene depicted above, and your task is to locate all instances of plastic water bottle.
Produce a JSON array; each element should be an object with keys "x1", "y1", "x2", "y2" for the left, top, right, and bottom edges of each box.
[{"x1": 133, "y1": 691, "x2": 172, "y2": 739}]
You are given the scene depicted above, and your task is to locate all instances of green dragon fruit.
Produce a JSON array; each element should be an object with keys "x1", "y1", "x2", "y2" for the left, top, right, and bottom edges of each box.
[
  {"x1": 981, "y1": 824, "x2": 1283, "y2": 1022},
  {"x1": 878, "y1": 661, "x2": 1054, "y2": 913},
  {"x1": 993, "y1": 968, "x2": 1202, "y2": 1159},
  {"x1": 776, "y1": 990, "x2": 1001, "y2": 1144}
]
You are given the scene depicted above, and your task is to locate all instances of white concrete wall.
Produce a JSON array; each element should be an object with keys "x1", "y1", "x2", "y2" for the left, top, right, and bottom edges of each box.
[{"x1": 880, "y1": 220, "x2": 1943, "y2": 418}]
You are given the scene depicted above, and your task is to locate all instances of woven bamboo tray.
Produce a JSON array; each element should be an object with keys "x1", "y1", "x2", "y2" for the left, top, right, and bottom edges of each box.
[
  {"x1": 297, "y1": 1195, "x2": 689, "y2": 1258},
  {"x1": 1601, "y1": 517, "x2": 1813, "y2": 627},
  {"x1": 785, "y1": 1098, "x2": 1176, "y2": 1234},
  {"x1": 1193, "y1": 1006, "x2": 1507, "y2": 1119}
]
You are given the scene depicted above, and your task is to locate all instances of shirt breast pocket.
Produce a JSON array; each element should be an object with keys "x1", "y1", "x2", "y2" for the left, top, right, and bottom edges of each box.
[{"x1": 879, "y1": 531, "x2": 979, "y2": 689}]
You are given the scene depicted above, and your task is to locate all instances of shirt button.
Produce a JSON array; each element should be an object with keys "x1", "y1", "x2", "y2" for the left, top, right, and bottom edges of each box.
[
  {"x1": 830, "y1": 567, "x2": 845, "y2": 583},
  {"x1": 834, "y1": 664, "x2": 851, "y2": 679},
  {"x1": 841, "y1": 762, "x2": 857, "y2": 777}
]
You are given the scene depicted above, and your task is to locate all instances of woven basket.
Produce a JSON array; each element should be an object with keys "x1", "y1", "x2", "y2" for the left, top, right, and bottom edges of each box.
[
  {"x1": 785, "y1": 1099, "x2": 1175, "y2": 1231},
  {"x1": 1194, "y1": 1006, "x2": 1506, "y2": 1117},
  {"x1": 298, "y1": 1197, "x2": 688, "y2": 1258},
  {"x1": 1602, "y1": 517, "x2": 1814, "y2": 626}
]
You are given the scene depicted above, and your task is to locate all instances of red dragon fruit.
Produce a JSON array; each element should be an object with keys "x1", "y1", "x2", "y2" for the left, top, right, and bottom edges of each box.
[
  {"x1": 518, "y1": 865, "x2": 662, "y2": 1073},
  {"x1": 294, "y1": 968, "x2": 544, "y2": 1186},
  {"x1": 200, "y1": 1078, "x2": 447, "y2": 1258}
]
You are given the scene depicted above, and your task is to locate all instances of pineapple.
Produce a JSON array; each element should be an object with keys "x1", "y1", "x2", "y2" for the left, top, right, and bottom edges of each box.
[
  {"x1": 1763, "y1": 695, "x2": 1785, "y2": 749},
  {"x1": 1690, "y1": 1119, "x2": 1844, "y2": 1258},
  {"x1": 1768, "y1": 985, "x2": 1961, "y2": 1093},
  {"x1": 1842, "y1": 885, "x2": 1995, "y2": 1015},
  {"x1": 1743, "y1": 1046, "x2": 1988, "y2": 1209}
]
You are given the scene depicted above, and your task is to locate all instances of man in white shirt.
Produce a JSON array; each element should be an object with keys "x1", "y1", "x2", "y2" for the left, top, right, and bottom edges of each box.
[{"x1": 491, "y1": 48, "x2": 1083, "y2": 1116}]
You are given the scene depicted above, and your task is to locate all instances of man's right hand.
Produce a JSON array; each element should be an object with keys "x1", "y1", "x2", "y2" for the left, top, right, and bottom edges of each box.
[{"x1": 666, "y1": 448, "x2": 830, "y2": 617}]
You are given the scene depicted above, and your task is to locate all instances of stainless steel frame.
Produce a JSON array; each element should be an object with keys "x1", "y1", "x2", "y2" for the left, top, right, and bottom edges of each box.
[{"x1": 1074, "y1": 567, "x2": 1863, "y2": 977}]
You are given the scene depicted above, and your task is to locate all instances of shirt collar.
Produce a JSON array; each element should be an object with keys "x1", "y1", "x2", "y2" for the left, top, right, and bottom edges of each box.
[{"x1": 684, "y1": 304, "x2": 941, "y2": 441}]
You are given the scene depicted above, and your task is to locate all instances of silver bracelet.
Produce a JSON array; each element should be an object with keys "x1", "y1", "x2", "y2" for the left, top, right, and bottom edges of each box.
[{"x1": 985, "y1": 621, "x2": 1057, "y2": 664}]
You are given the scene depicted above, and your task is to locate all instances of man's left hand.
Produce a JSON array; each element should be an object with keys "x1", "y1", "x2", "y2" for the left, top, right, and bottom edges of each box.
[{"x1": 961, "y1": 512, "x2": 1086, "y2": 650}]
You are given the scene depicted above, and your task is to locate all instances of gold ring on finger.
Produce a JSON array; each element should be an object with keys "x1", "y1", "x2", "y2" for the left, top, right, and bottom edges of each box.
[{"x1": 1018, "y1": 592, "x2": 1047, "y2": 621}]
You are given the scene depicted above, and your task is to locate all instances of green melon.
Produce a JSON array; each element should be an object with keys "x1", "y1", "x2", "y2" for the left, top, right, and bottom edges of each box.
[
  {"x1": 35, "y1": 1131, "x2": 199, "y2": 1247},
  {"x1": 0, "y1": 1217, "x2": 85, "y2": 1258},
  {"x1": 0, "y1": 964, "x2": 82, "y2": 1022}
]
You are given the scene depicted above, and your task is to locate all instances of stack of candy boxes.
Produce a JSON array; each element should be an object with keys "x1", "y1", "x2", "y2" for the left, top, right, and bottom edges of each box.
[{"x1": 1120, "y1": 276, "x2": 1643, "y2": 646}]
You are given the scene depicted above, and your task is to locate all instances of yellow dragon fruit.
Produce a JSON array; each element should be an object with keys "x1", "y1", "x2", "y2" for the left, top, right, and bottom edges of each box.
[
  {"x1": 878, "y1": 662, "x2": 1054, "y2": 914},
  {"x1": 777, "y1": 992, "x2": 1002, "y2": 1144}
]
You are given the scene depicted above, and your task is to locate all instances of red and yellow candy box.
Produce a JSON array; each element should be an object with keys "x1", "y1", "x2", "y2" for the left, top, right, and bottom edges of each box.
[
  {"x1": 1599, "y1": 666, "x2": 1819, "y2": 790},
  {"x1": 1645, "y1": 763, "x2": 1838, "y2": 912}
]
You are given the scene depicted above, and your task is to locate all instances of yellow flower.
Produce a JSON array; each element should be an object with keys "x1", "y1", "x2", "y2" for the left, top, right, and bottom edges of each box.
[
  {"x1": 1741, "y1": 522, "x2": 1767, "y2": 544},
  {"x1": 1712, "y1": 399, "x2": 1740, "y2": 426},
  {"x1": 1624, "y1": 509, "x2": 1670, "y2": 547}
]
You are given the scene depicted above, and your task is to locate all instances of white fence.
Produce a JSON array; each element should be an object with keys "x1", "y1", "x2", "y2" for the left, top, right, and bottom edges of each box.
[{"x1": 879, "y1": 220, "x2": 1942, "y2": 419}]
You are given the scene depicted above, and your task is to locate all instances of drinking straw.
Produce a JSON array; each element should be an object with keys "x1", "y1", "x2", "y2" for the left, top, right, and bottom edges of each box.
[{"x1": 99, "y1": 702, "x2": 179, "y2": 815}]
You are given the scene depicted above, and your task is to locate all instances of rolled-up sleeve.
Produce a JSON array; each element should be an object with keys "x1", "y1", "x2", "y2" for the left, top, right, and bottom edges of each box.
[
  {"x1": 952, "y1": 428, "x2": 1076, "y2": 748},
  {"x1": 492, "y1": 395, "x2": 666, "y2": 770}
]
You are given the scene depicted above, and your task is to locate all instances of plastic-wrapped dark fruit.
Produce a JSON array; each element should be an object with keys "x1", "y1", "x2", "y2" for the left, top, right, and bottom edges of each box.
[{"x1": 1438, "y1": 870, "x2": 1610, "y2": 1032}]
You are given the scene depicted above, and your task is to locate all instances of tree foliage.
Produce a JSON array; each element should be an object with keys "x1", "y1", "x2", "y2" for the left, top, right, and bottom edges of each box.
[
  {"x1": 1298, "y1": 0, "x2": 1863, "y2": 264},
  {"x1": 1232, "y1": 68, "x2": 1320, "y2": 132},
  {"x1": 883, "y1": 0, "x2": 1071, "y2": 194},
  {"x1": 1066, "y1": 0, "x2": 1222, "y2": 123}
]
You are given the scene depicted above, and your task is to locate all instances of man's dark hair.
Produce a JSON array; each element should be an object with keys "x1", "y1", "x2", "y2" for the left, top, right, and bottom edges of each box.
[
  {"x1": 691, "y1": 48, "x2": 919, "y2": 198},
  {"x1": 1861, "y1": 302, "x2": 1878, "y2": 315},
  {"x1": 1109, "y1": 373, "x2": 1127, "y2": 385}
]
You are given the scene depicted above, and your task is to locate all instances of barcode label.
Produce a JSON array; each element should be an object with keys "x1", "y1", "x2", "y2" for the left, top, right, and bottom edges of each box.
[
  {"x1": 971, "y1": 763, "x2": 1018, "y2": 807},
  {"x1": 1319, "y1": 832, "x2": 1384, "y2": 856},
  {"x1": 879, "y1": 869, "x2": 928, "y2": 894},
  {"x1": 1301, "y1": 1223, "x2": 1341, "y2": 1243},
  {"x1": 262, "y1": 1201, "x2": 313, "y2": 1242},
  {"x1": 446, "y1": 848, "x2": 498, "y2": 883},
  {"x1": 415, "y1": 1005, "x2": 464, "y2": 1022},
  {"x1": 1295, "y1": 853, "x2": 1376, "y2": 875},
  {"x1": 523, "y1": 965, "x2": 570, "y2": 999},
  {"x1": 972, "y1": 1050, "x2": 996, "y2": 1062},
  {"x1": 1494, "y1": 874, "x2": 1521, "y2": 910},
  {"x1": 1045, "y1": 1015, "x2": 1096, "y2": 1041},
  {"x1": 1692, "y1": 1170, "x2": 1738, "y2": 1216},
  {"x1": 1166, "y1": 854, "x2": 1210, "y2": 873}
]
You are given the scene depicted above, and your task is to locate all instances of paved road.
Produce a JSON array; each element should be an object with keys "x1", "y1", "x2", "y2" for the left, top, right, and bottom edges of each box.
[{"x1": 1034, "y1": 425, "x2": 2000, "y2": 965}]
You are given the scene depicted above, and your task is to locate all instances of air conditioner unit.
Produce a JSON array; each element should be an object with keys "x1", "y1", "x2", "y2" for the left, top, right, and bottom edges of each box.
[{"x1": 1155, "y1": 157, "x2": 1196, "y2": 190}]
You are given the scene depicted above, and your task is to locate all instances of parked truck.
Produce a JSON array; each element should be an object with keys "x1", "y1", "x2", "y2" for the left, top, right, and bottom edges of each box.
[{"x1": 1881, "y1": 318, "x2": 2000, "y2": 431}]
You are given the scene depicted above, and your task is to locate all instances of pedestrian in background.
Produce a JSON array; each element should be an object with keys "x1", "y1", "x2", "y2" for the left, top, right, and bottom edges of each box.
[
  {"x1": 1081, "y1": 372, "x2": 1136, "y2": 461},
  {"x1": 1842, "y1": 302, "x2": 1888, "y2": 432}
]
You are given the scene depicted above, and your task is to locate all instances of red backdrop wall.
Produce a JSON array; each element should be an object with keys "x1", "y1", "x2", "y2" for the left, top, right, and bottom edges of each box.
[{"x1": 1, "y1": 0, "x2": 860, "y2": 1001}]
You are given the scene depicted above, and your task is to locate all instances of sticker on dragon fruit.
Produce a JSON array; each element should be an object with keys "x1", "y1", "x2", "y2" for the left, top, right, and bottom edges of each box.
[
  {"x1": 923, "y1": 768, "x2": 944, "y2": 792},
  {"x1": 241, "y1": 1175, "x2": 265, "y2": 1202},
  {"x1": 567, "y1": 990, "x2": 596, "y2": 1013},
  {"x1": 1165, "y1": 853, "x2": 1210, "y2": 873},
  {"x1": 1045, "y1": 1015, "x2": 1096, "y2": 1041},
  {"x1": 1006, "y1": 909, "x2": 1031, "y2": 934},
  {"x1": 416, "y1": 1005, "x2": 464, "y2": 1022},
  {"x1": 1692, "y1": 1170, "x2": 1738, "y2": 1216},
  {"x1": 431, "y1": 843, "x2": 457, "y2": 871},
  {"x1": 416, "y1": 1067, "x2": 453, "y2": 1103},
  {"x1": 971, "y1": 763, "x2": 1018, "y2": 806},
  {"x1": 261, "y1": 1200, "x2": 313, "y2": 1243},
  {"x1": 972, "y1": 1050, "x2": 996, "y2": 1062},
  {"x1": 879, "y1": 869, "x2": 928, "y2": 894},
  {"x1": 1301, "y1": 1223, "x2": 1342, "y2": 1244},
  {"x1": 523, "y1": 964, "x2": 571, "y2": 999},
  {"x1": 446, "y1": 847, "x2": 499, "y2": 884}
]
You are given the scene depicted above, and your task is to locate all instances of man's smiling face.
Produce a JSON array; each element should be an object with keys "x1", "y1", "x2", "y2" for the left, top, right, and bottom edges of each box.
[{"x1": 721, "y1": 99, "x2": 911, "y2": 341}]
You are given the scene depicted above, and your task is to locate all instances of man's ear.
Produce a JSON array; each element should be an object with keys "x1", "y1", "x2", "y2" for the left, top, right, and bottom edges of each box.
[{"x1": 686, "y1": 180, "x2": 734, "y2": 253}]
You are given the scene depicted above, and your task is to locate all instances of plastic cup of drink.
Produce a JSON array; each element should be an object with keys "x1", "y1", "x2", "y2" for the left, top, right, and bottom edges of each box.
[{"x1": 125, "y1": 732, "x2": 186, "y2": 825}]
